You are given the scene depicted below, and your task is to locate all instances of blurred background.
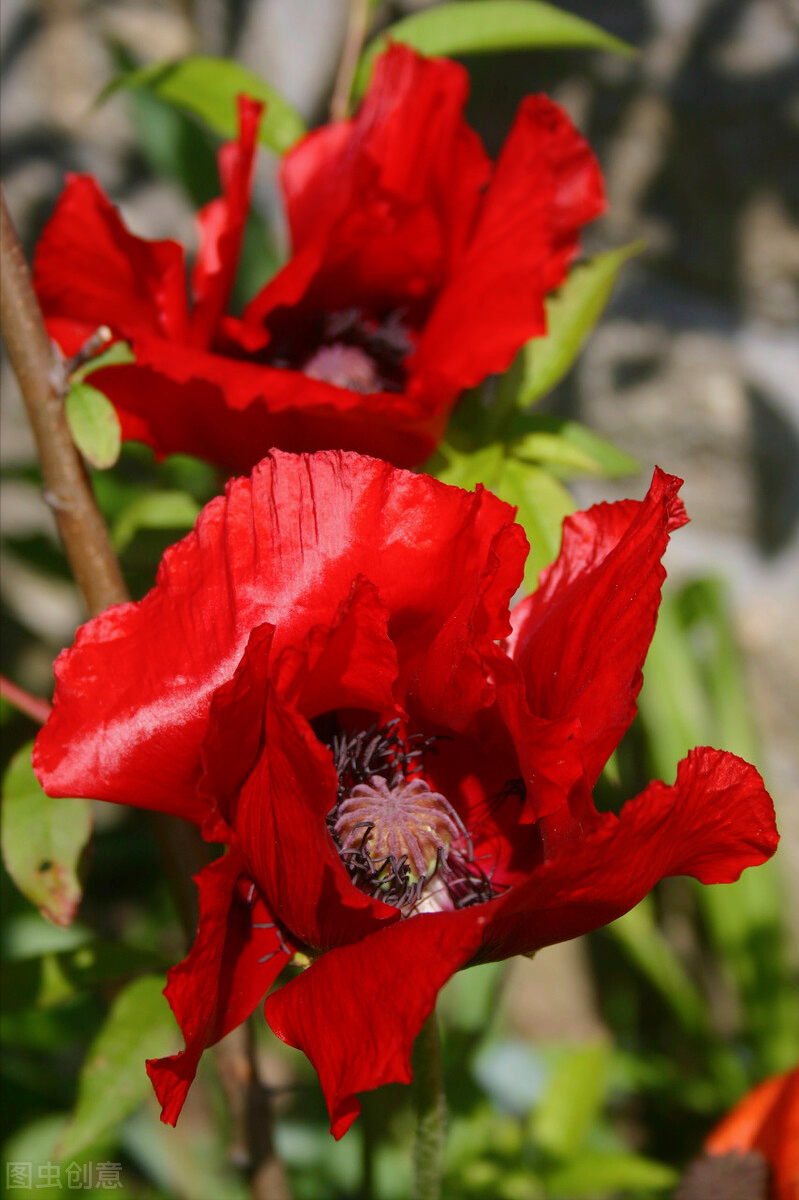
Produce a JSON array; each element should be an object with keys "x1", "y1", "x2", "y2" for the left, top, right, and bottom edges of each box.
[{"x1": 1, "y1": 2, "x2": 798, "y2": 1198}]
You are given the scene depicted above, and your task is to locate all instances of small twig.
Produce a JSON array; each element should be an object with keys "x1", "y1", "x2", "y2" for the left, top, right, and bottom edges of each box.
[
  {"x1": 330, "y1": 0, "x2": 371, "y2": 121},
  {"x1": 0, "y1": 674, "x2": 52, "y2": 725},
  {"x1": 64, "y1": 324, "x2": 112, "y2": 376}
]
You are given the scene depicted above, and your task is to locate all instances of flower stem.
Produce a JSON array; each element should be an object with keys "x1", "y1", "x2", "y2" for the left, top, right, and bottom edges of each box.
[
  {"x1": 0, "y1": 183, "x2": 208, "y2": 943},
  {"x1": 0, "y1": 185, "x2": 127, "y2": 616},
  {"x1": 330, "y1": 0, "x2": 371, "y2": 121},
  {"x1": 412, "y1": 1009, "x2": 447, "y2": 1200},
  {"x1": 0, "y1": 183, "x2": 290, "y2": 1198}
]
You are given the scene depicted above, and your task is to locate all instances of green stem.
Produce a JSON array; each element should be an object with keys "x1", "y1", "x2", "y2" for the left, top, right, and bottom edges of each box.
[{"x1": 412, "y1": 1010, "x2": 446, "y2": 1200}]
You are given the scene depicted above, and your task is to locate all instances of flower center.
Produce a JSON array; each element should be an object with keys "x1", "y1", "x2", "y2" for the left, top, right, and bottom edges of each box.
[
  {"x1": 264, "y1": 307, "x2": 413, "y2": 394},
  {"x1": 325, "y1": 721, "x2": 497, "y2": 916},
  {"x1": 302, "y1": 343, "x2": 380, "y2": 393}
]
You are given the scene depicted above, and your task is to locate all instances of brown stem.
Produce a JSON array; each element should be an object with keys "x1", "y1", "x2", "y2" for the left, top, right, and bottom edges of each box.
[
  {"x1": 0, "y1": 183, "x2": 207, "y2": 943},
  {"x1": 216, "y1": 1020, "x2": 293, "y2": 1200},
  {"x1": 0, "y1": 186, "x2": 128, "y2": 615},
  {"x1": 0, "y1": 185, "x2": 286, "y2": 1190},
  {"x1": 330, "y1": 0, "x2": 371, "y2": 121},
  {"x1": 0, "y1": 674, "x2": 52, "y2": 724}
]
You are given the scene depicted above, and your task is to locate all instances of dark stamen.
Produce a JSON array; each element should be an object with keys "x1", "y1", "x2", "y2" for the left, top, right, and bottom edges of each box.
[{"x1": 324, "y1": 719, "x2": 504, "y2": 917}]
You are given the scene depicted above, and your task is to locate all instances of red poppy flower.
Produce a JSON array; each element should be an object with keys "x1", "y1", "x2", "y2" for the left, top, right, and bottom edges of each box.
[
  {"x1": 33, "y1": 452, "x2": 778, "y2": 1138},
  {"x1": 704, "y1": 1067, "x2": 799, "y2": 1200},
  {"x1": 33, "y1": 45, "x2": 604, "y2": 472}
]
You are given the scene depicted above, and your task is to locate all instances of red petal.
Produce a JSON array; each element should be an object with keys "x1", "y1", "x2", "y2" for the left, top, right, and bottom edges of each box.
[
  {"x1": 477, "y1": 747, "x2": 778, "y2": 962},
  {"x1": 198, "y1": 623, "x2": 275, "y2": 843},
  {"x1": 34, "y1": 175, "x2": 188, "y2": 341},
  {"x1": 271, "y1": 576, "x2": 398, "y2": 717},
  {"x1": 706, "y1": 1068, "x2": 799, "y2": 1200},
  {"x1": 86, "y1": 345, "x2": 443, "y2": 473},
  {"x1": 147, "y1": 849, "x2": 292, "y2": 1125},
  {"x1": 492, "y1": 654, "x2": 585, "y2": 823},
  {"x1": 279, "y1": 44, "x2": 490, "y2": 307},
  {"x1": 266, "y1": 747, "x2": 775, "y2": 1136},
  {"x1": 264, "y1": 909, "x2": 485, "y2": 1138},
  {"x1": 508, "y1": 468, "x2": 688, "y2": 784},
  {"x1": 189, "y1": 96, "x2": 262, "y2": 348},
  {"x1": 406, "y1": 515, "x2": 528, "y2": 730},
  {"x1": 228, "y1": 680, "x2": 398, "y2": 954},
  {"x1": 412, "y1": 94, "x2": 604, "y2": 396},
  {"x1": 199, "y1": 576, "x2": 399, "y2": 842},
  {"x1": 35, "y1": 454, "x2": 514, "y2": 820},
  {"x1": 706, "y1": 1071, "x2": 796, "y2": 1154}
]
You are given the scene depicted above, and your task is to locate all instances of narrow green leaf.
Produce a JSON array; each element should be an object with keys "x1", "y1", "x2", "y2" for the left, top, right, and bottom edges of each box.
[
  {"x1": 508, "y1": 416, "x2": 638, "y2": 478},
  {"x1": 531, "y1": 1043, "x2": 610, "y2": 1159},
  {"x1": 496, "y1": 458, "x2": 574, "y2": 592},
  {"x1": 56, "y1": 974, "x2": 179, "y2": 1161},
  {"x1": 605, "y1": 897, "x2": 709, "y2": 1034},
  {"x1": 677, "y1": 579, "x2": 758, "y2": 761},
  {"x1": 637, "y1": 590, "x2": 713, "y2": 781},
  {"x1": 544, "y1": 1150, "x2": 678, "y2": 1196},
  {"x1": 64, "y1": 382, "x2": 122, "y2": 470},
  {"x1": 71, "y1": 340, "x2": 135, "y2": 384},
  {"x1": 103, "y1": 56, "x2": 306, "y2": 153},
  {"x1": 112, "y1": 490, "x2": 202, "y2": 553},
  {"x1": 355, "y1": 1, "x2": 635, "y2": 95},
  {"x1": 1, "y1": 742, "x2": 92, "y2": 928},
  {"x1": 520, "y1": 241, "x2": 645, "y2": 408},
  {"x1": 638, "y1": 582, "x2": 799, "y2": 1069}
]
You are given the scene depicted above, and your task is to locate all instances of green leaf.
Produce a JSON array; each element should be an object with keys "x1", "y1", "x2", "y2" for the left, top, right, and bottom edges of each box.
[
  {"x1": 520, "y1": 241, "x2": 645, "y2": 408},
  {"x1": 637, "y1": 582, "x2": 799, "y2": 1071},
  {"x1": 1, "y1": 942, "x2": 170, "y2": 1014},
  {"x1": 510, "y1": 417, "x2": 639, "y2": 478},
  {"x1": 544, "y1": 1151, "x2": 678, "y2": 1196},
  {"x1": 2, "y1": 1115, "x2": 114, "y2": 1200},
  {"x1": 121, "y1": 1107, "x2": 249, "y2": 1200},
  {"x1": 434, "y1": 441, "x2": 506, "y2": 492},
  {"x1": 433, "y1": 447, "x2": 573, "y2": 591},
  {"x1": 355, "y1": 1, "x2": 635, "y2": 95},
  {"x1": 531, "y1": 1043, "x2": 610, "y2": 1159},
  {"x1": 64, "y1": 382, "x2": 122, "y2": 470},
  {"x1": 56, "y1": 974, "x2": 179, "y2": 1161},
  {"x1": 119, "y1": 54, "x2": 221, "y2": 208},
  {"x1": 496, "y1": 458, "x2": 574, "y2": 592},
  {"x1": 112, "y1": 490, "x2": 202, "y2": 553},
  {"x1": 605, "y1": 896, "x2": 709, "y2": 1034},
  {"x1": 70, "y1": 340, "x2": 135, "y2": 384},
  {"x1": 1, "y1": 742, "x2": 92, "y2": 927},
  {"x1": 103, "y1": 56, "x2": 306, "y2": 153},
  {"x1": 439, "y1": 962, "x2": 507, "y2": 1033},
  {"x1": 637, "y1": 589, "x2": 713, "y2": 781}
]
